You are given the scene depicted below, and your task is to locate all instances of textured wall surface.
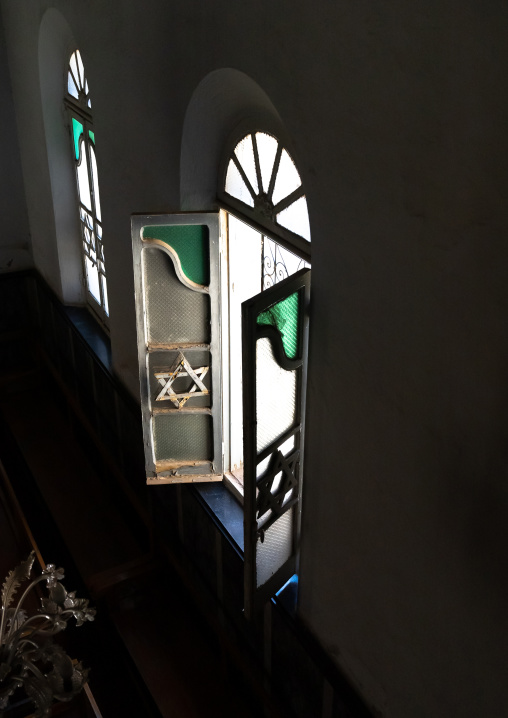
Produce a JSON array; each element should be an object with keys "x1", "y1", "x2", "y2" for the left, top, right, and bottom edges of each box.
[
  {"x1": 1, "y1": 1, "x2": 508, "y2": 716},
  {"x1": 0, "y1": 10, "x2": 30, "y2": 271}
]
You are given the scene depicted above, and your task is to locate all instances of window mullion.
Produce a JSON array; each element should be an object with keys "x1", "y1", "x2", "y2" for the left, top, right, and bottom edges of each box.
[{"x1": 267, "y1": 142, "x2": 282, "y2": 200}]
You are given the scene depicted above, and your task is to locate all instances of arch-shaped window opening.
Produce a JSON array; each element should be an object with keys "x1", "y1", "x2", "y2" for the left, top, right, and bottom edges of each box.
[
  {"x1": 220, "y1": 131, "x2": 311, "y2": 485},
  {"x1": 66, "y1": 50, "x2": 108, "y2": 322}
]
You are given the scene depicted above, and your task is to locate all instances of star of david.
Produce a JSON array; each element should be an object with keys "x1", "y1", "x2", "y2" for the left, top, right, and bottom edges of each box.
[
  {"x1": 256, "y1": 448, "x2": 300, "y2": 522},
  {"x1": 154, "y1": 352, "x2": 209, "y2": 409}
]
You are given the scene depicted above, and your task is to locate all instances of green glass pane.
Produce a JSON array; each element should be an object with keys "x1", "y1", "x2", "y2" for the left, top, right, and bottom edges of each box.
[
  {"x1": 142, "y1": 225, "x2": 209, "y2": 286},
  {"x1": 257, "y1": 291, "x2": 299, "y2": 359},
  {"x1": 72, "y1": 118, "x2": 83, "y2": 160},
  {"x1": 88, "y1": 130, "x2": 95, "y2": 144}
]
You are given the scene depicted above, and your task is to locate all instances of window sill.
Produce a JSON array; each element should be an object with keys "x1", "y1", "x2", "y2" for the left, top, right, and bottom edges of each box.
[{"x1": 64, "y1": 306, "x2": 112, "y2": 373}]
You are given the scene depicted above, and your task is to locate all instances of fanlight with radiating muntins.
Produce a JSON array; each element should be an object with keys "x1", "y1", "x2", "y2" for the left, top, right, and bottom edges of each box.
[{"x1": 224, "y1": 132, "x2": 311, "y2": 242}]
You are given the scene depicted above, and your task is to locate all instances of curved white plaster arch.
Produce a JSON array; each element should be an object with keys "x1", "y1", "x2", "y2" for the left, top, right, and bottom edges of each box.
[
  {"x1": 39, "y1": 8, "x2": 84, "y2": 303},
  {"x1": 180, "y1": 69, "x2": 290, "y2": 211}
]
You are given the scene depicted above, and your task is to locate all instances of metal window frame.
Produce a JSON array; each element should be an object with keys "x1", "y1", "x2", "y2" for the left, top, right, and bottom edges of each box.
[
  {"x1": 131, "y1": 212, "x2": 224, "y2": 485},
  {"x1": 65, "y1": 49, "x2": 108, "y2": 328}
]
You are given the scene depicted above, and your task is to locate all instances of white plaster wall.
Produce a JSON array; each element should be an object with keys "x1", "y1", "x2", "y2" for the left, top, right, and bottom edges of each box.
[
  {"x1": 2, "y1": 1, "x2": 508, "y2": 716},
  {"x1": 0, "y1": 9, "x2": 30, "y2": 271}
]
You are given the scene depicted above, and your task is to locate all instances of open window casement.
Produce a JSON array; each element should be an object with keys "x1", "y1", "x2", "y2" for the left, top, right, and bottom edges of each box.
[
  {"x1": 132, "y1": 213, "x2": 223, "y2": 484},
  {"x1": 242, "y1": 267, "x2": 310, "y2": 618}
]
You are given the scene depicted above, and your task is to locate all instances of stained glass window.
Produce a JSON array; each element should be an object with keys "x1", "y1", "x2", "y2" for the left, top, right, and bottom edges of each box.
[{"x1": 66, "y1": 50, "x2": 108, "y2": 323}]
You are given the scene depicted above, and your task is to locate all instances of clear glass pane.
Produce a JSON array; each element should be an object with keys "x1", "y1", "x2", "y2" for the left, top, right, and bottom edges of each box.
[
  {"x1": 69, "y1": 52, "x2": 81, "y2": 91},
  {"x1": 256, "y1": 509, "x2": 293, "y2": 587},
  {"x1": 76, "y1": 141, "x2": 91, "y2": 210},
  {"x1": 85, "y1": 79, "x2": 89, "y2": 96},
  {"x1": 90, "y1": 145, "x2": 101, "y2": 221},
  {"x1": 67, "y1": 72, "x2": 79, "y2": 99},
  {"x1": 101, "y1": 274, "x2": 109, "y2": 316},
  {"x1": 255, "y1": 132, "x2": 278, "y2": 194},
  {"x1": 234, "y1": 134, "x2": 258, "y2": 194},
  {"x1": 76, "y1": 50, "x2": 85, "y2": 90},
  {"x1": 225, "y1": 160, "x2": 254, "y2": 207},
  {"x1": 256, "y1": 336, "x2": 296, "y2": 453},
  {"x1": 276, "y1": 196, "x2": 311, "y2": 241},
  {"x1": 272, "y1": 149, "x2": 302, "y2": 206},
  {"x1": 85, "y1": 256, "x2": 100, "y2": 303},
  {"x1": 87, "y1": 99, "x2": 92, "y2": 108}
]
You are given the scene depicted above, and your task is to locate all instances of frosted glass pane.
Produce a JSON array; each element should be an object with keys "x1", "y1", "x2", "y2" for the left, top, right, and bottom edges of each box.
[
  {"x1": 85, "y1": 256, "x2": 100, "y2": 303},
  {"x1": 90, "y1": 145, "x2": 101, "y2": 221},
  {"x1": 67, "y1": 72, "x2": 79, "y2": 99},
  {"x1": 256, "y1": 454, "x2": 271, "y2": 478},
  {"x1": 76, "y1": 50, "x2": 85, "y2": 89},
  {"x1": 256, "y1": 509, "x2": 293, "y2": 587},
  {"x1": 277, "y1": 196, "x2": 311, "y2": 241},
  {"x1": 279, "y1": 434, "x2": 296, "y2": 456},
  {"x1": 255, "y1": 133, "x2": 278, "y2": 194},
  {"x1": 256, "y1": 337, "x2": 296, "y2": 453},
  {"x1": 272, "y1": 149, "x2": 302, "y2": 206},
  {"x1": 101, "y1": 274, "x2": 109, "y2": 316},
  {"x1": 76, "y1": 142, "x2": 91, "y2": 210},
  {"x1": 69, "y1": 53, "x2": 81, "y2": 91},
  {"x1": 72, "y1": 118, "x2": 83, "y2": 160},
  {"x1": 234, "y1": 134, "x2": 258, "y2": 194},
  {"x1": 225, "y1": 160, "x2": 254, "y2": 207},
  {"x1": 228, "y1": 215, "x2": 262, "y2": 470}
]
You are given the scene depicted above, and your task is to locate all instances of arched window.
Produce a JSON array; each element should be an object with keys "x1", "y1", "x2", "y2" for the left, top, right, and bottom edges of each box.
[
  {"x1": 223, "y1": 131, "x2": 311, "y2": 246},
  {"x1": 131, "y1": 127, "x2": 311, "y2": 617},
  {"x1": 66, "y1": 50, "x2": 108, "y2": 324}
]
